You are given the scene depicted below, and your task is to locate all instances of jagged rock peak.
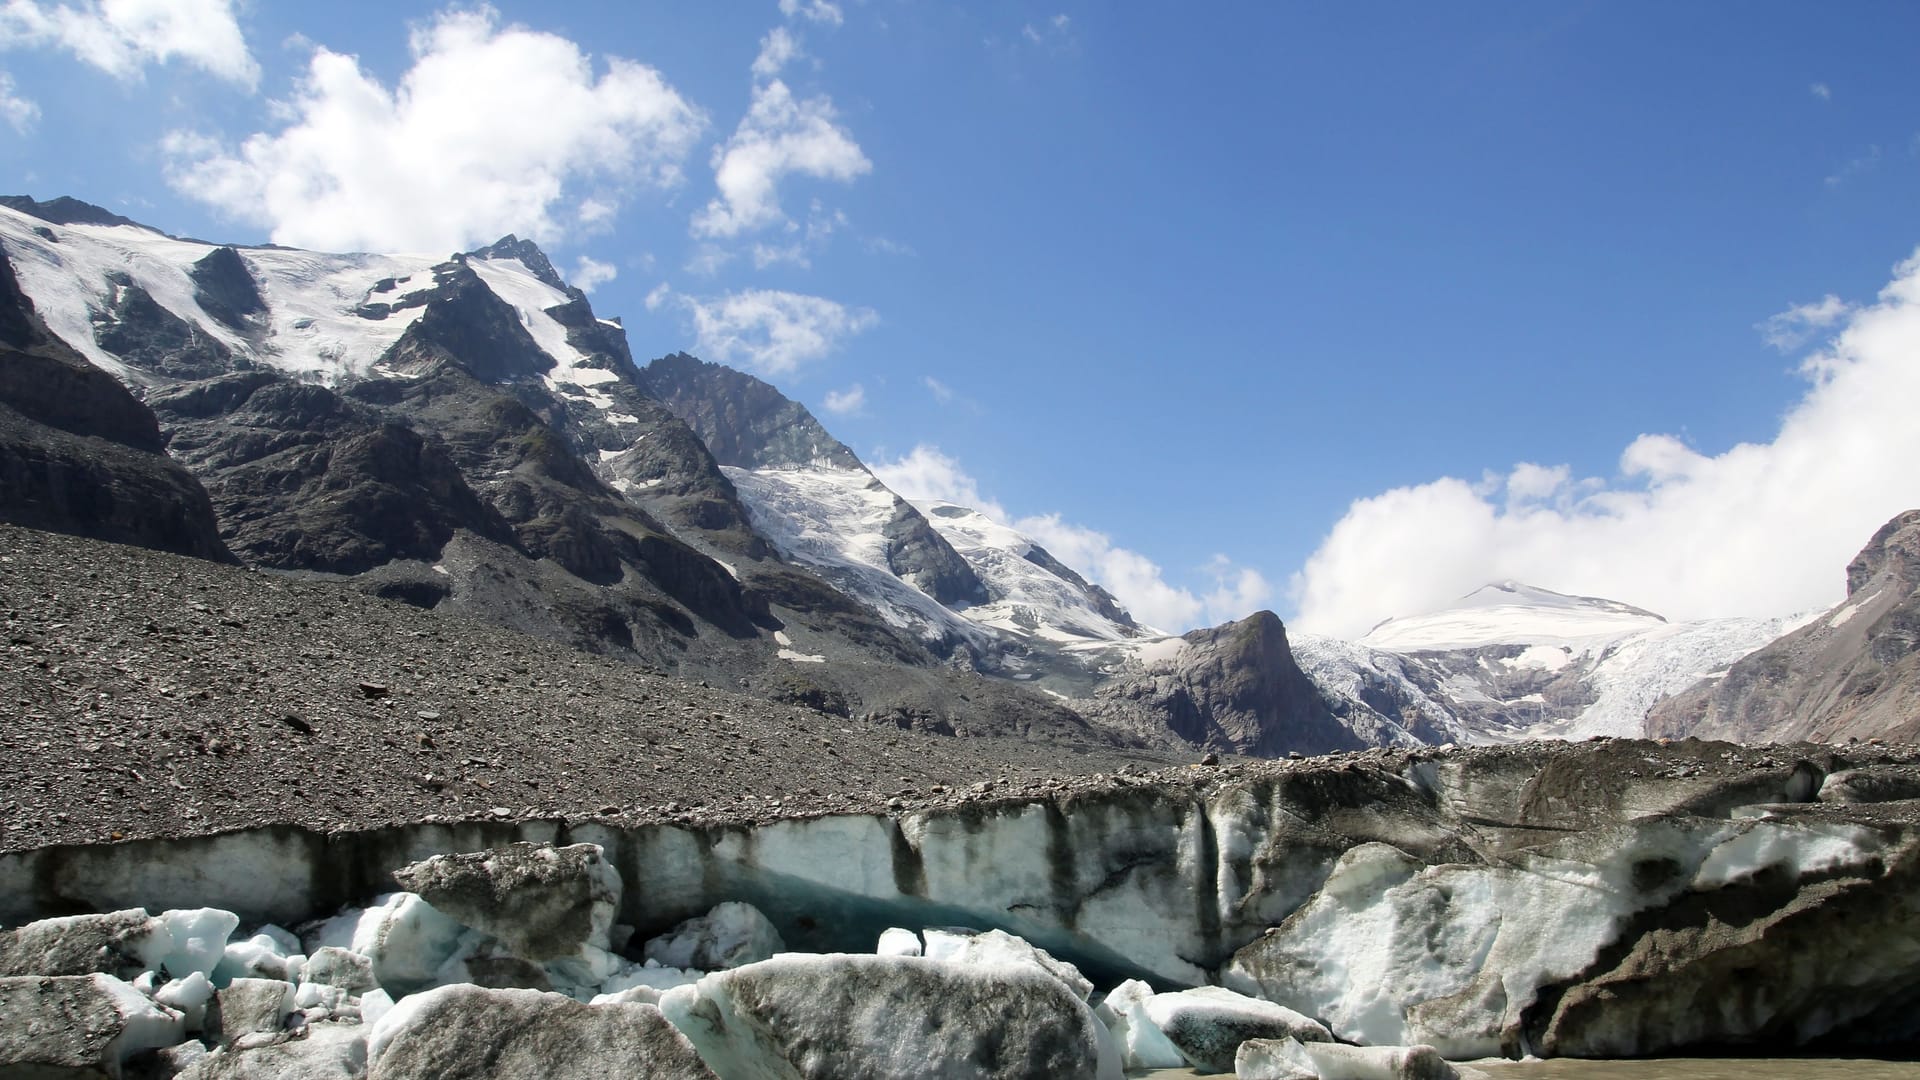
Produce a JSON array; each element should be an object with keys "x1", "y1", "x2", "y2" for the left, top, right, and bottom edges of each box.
[
  {"x1": 468, "y1": 234, "x2": 569, "y2": 292},
  {"x1": 1846, "y1": 509, "x2": 1920, "y2": 597},
  {"x1": 636, "y1": 352, "x2": 863, "y2": 471},
  {"x1": 0, "y1": 194, "x2": 144, "y2": 230}
]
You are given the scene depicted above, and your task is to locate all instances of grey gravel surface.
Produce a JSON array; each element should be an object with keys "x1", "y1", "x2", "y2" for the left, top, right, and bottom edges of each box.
[{"x1": 0, "y1": 524, "x2": 1191, "y2": 853}]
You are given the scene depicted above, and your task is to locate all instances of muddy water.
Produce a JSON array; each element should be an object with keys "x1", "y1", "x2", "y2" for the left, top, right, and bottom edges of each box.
[
  {"x1": 1468, "y1": 1061, "x2": 1920, "y2": 1079},
  {"x1": 1135, "y1": 1062, "x2": 1920, "y2": 1079}
]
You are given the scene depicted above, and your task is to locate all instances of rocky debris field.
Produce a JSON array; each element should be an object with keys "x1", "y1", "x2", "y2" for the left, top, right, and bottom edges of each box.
[{"x1": 0, "y1": 524, "x2": 1187, "y2": 853}]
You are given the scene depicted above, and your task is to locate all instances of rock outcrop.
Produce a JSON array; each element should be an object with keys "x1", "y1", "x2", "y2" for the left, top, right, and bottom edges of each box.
[{"x1": 1651, "y1": 509, "x2": 1920, "y2": 744}]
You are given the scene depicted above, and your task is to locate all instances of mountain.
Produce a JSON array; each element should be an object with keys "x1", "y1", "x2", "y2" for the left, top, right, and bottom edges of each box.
[
  {"x1": 1650, "y1": 509, "x2": 1920, "y2": 743},
  {"x1": 0, "y1": 196, "x2": 1123, "y2": 750},
  {"x1": 1296, "y1": 582, "x2": 1807, "y2": 742},
  {"x1": 0, "y1": 231, "x2": 232, "y2": 561}
]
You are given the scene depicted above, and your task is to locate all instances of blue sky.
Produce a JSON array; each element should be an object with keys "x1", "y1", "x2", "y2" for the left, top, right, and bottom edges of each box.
[{"x1": 4, "y1": 1, "x2": 1919, "y2": 635}]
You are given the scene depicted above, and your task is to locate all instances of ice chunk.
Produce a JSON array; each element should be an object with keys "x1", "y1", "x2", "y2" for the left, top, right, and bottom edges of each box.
[
  {"x1": 922, "y1": 926, "x2": 1093, "y2": 1000},
  {"x1": 360, "y1": 988, "x2": 395, "y2": 1030},
  {"x1": 1092, "y1": 979, "x2": 1187, "y2": 1070},
  {"x1": 157, "y1": 908, "x2": 241, "y2": 979},
  {"x1": 367, "y1": 983, "x2": 715, "y2": 1078},
  {"x1": 1238, "y1": 1035, "x2": 1463, "y2": 1080},
  {"x1": 302, "y1": 893, "x2": 465, "y2": 995},
  {"x1": 0, "y1": 973, "x2": 186, "y2": 1075},
  {"x1": 1142, "y1": 985, "x2": 1332, "y2": 1073},
  {"x1": 211, "y1": 977, "x2": 296, "y2": 1046},
  {"x1": 641, "y1": 901, "x2": 785, "y2": 971},
  {"x1": 154, "y1": 970, "x2": 214, "y2": 1031},
  {"x1": 390, "y1": 842, "x2": 622, "y2": 960},
  {"x1": 0, "y1": 908, "x2": 168, "y2": 979},
  {"x1": 658, "y1": 953, "x2": 1118, "y2": 1079},
  {"x1": 876, "y1": 927, "x2": 922, "y2": 956}
]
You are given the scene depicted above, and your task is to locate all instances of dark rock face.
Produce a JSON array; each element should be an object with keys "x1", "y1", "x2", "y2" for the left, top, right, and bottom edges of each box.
[
  {"x1": 94, "y1": 272, "x2": 235, "y2": 380},
  {"x1": 189, "y1": 247, "x2": 266, "y2": 335},
  {"x1": 1087, "y1": 611, "x2": 1362, "y2": 756},
  {"x1": 638, "y1": 352, "x2": 863, "y2": 471},
  {"x1": 150, "y1": 372, "x2": 513, "y2": 575},
  {"x1": 638, "y1": 352, "x2": 989, "y2": 607},
  {"x1": 1651, "y1": 510, "x2": 1920, "y2": 744},
  {"x1": 0, "y1": 194, "x2": 144, "y2": 229},
  {"x1": 0, "y1": 248, "x2": 234, "y2": 561},
  {"x1": 382, "y1": 259, "x2": 554, "y2": 383}
]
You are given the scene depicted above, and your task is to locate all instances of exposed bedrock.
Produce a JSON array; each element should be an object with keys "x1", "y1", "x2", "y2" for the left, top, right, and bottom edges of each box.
[{"x1": 8, "y1": 740, "x2": 1920, "y2": 1058}]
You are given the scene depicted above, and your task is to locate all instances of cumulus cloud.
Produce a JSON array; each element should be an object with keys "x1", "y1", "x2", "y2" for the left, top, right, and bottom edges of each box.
[
  {"x1": 1290, "y1": 250, "x2": 1920, "y2": 638},
  {"x1": 1811, "y1": 82, "x2": 1832, "y2": 101},
  {"x1": 872, "y1": 444, "x2": 1267, "y2": 632},
  {"x1": 570, "y1": 255, "x2": 616, "y2": 293},
  {"x1": 821, "y1": 382, "x2": 864, "y2": 416},
  {"x1": 692, "y1": 47, "x2": 867, "y2": 240},
  {"x1": 0, "y1": 71, "x2": 36, "y2": 131},
  {"x1": 0, "y1": 0, "x2": 258, "y2": 86},
  {"x1": 1759, "y1": 294, "x2": 1849, "y2": 351},
  {"x1": 751, "y1": 25, "x2": 800, "y2": 80},
  {"x1": 660, "y1": 285, "x2": 876, "y2": 376},
  {"x1": 778, "y1": 0, "x2": 843, "y2": 26},
  {"x1": 161, "y1": 6, "x2": 704, "y2": 253}
]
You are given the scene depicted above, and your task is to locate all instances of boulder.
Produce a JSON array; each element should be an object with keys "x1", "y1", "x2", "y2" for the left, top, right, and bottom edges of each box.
[
  {"x1": 1142, "y1": 985, "x2": 1332, "y2": 1073},
  {"x1": 642, "y1": 901, "x2": 785, "y2": 971},
  {"x1": 389, "y1": 843, "x2": 620, "y2": 960},
  {"x1": 0, "y1": 909, "x2": 166, "y2": 978},
  {"x1": 0, "y1": 973, "x2": 186, "y2": 1076},
  {"x1": 366, "y1": 983, "x2": 715, "y2": 1079},
  {"x1": 658, "y1": 952, "x2": 1119, "y2": 1080}
]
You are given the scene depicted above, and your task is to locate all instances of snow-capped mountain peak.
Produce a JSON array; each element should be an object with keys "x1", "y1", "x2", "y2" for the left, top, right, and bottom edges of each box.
[{"x1": 1361, "y1": 581, "x2": 1668, "y2": 654}]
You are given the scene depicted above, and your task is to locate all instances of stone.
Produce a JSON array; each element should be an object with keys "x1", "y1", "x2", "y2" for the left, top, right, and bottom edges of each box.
[{"x1": 366, "y1": 984, "x2": 715, "y2": 1079}]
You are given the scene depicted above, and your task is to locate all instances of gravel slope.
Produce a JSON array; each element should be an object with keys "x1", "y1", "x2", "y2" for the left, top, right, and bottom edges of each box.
[{"x1": 0, "y1": 524, "x2": 1189, "y2": 853}]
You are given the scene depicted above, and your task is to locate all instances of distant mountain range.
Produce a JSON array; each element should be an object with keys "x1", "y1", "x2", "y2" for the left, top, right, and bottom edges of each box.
[{"x1": 1, "y1": 194, "x2": 1912, "y2": 755}]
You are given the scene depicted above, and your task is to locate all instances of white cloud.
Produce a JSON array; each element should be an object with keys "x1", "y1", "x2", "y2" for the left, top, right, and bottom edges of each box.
[
  {"x1": 1825, "y1": 144, "x2": 1881, "y2": 188},
  {"x1": 1290, "y1": 248, "x2": 1920, "y2": 638},
  {"x1": 161, "y1": 7, "x2": 704, "y2": 254},
  {"x1": 0, "y1": 71, "x2": 36, "y2": 131},
  {"x1": 778, "y1": 0, "x2": 843, "y2": 26},
  {"x1": 643, "y1": 282, "x2": 671, "y2": 311},
  {"x1": 1811, "y1": 82, "x2": 1832, "y2": 101},
  {"x1": 0, "y1": 0, "x2": 258, "y2": 87},
  {"x1": 751, "y1": 25, "x2": 800, "y2": 80},
  {"x1": 923, "y1": 375, "x2": 954, "y2": 403},
  {"x1": 571, "y1": 255, "x2": 616, "y2": 293},
  {"x1": 750, "y1": 200, "x2": 846, "y2": 268},
  {"x1": 1759, "y1": 294, "x2": 1849, "y2": 351},
  {"x1": 1019, "y1": 13, "x2": 1074, "y2": 50},
  {"x1": 669, "y1": 286, "x2": 876, "y2": 376},
  {"x1": 821, "y1": 383, "x2": 864, "y2": 415},
  {"x1": 692, "y1": 75, "x2": 868, "y2": 239},
  {"x1": 872, "y1": 444, "x2": 1265, "y2": 632}
]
